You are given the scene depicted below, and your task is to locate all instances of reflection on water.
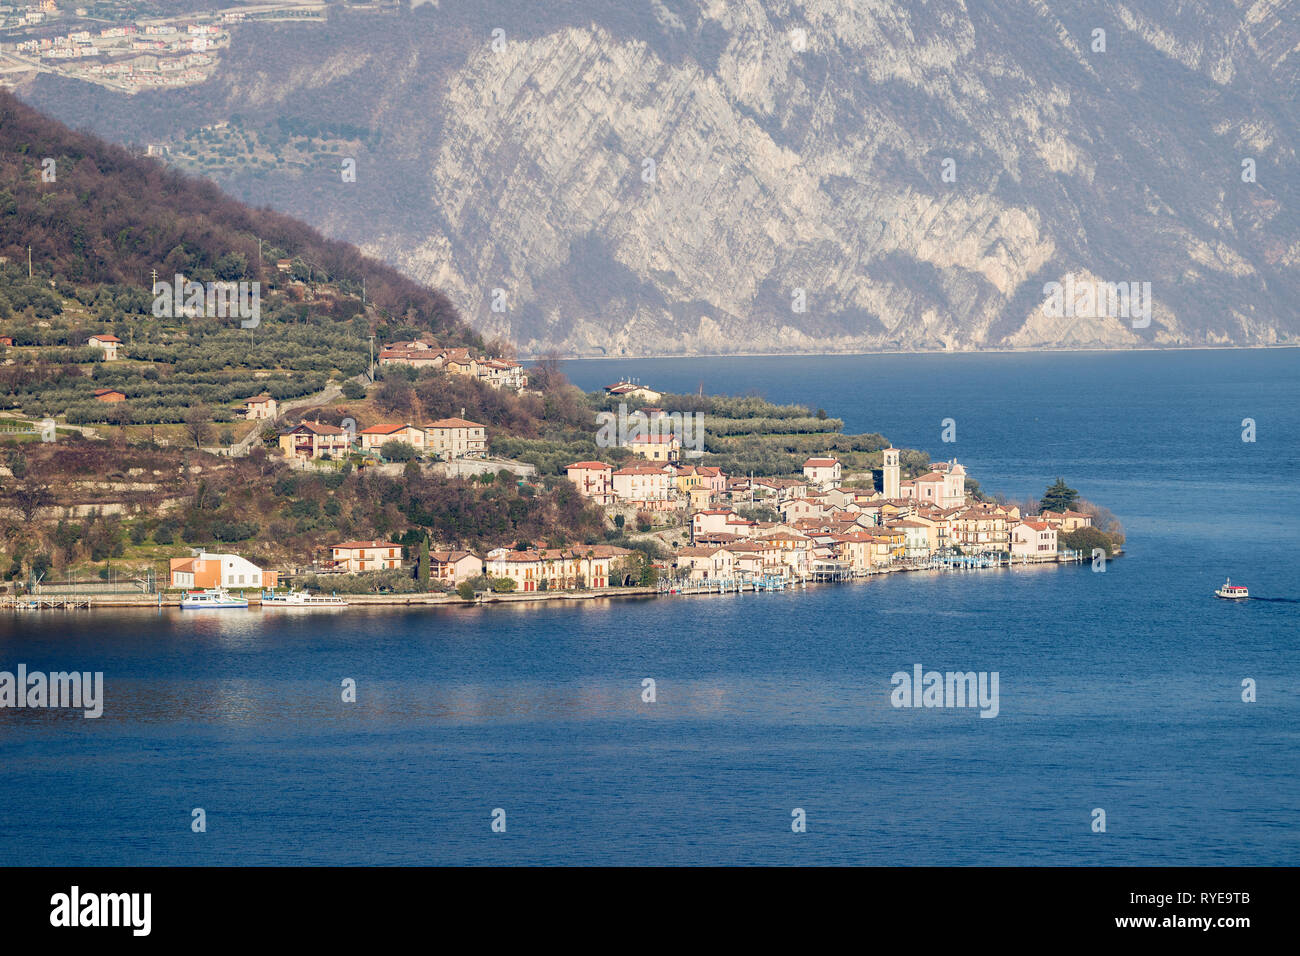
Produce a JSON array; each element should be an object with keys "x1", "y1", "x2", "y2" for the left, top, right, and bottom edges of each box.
[{"x1": 2, "y1": 349, "x2": 1298, "y2": 864}]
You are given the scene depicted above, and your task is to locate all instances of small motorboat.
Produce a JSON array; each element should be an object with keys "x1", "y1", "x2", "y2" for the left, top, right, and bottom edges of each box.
[
  {"x1": 261, "y1": 588, "x2": 348, "y2": 608},
  {"x1": 1214, "y1": 578, "x2": 1249, "y2": 600},
  {"x1": 180, "y1": 588, "x2": 249, "y2": 609}
]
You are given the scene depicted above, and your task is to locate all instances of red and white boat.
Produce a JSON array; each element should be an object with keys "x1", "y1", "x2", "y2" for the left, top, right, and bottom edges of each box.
[{"x1": 1214, "y1": 578, "x2": 1249, "y2": 600}]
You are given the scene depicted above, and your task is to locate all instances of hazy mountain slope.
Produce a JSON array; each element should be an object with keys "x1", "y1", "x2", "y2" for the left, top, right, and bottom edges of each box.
[
  {"x1": 19, "y1": 0, "x2": 1299, "y2": 356},
  {"x1": 0, "y1": 89, "x2": 469, "y2": 343}
]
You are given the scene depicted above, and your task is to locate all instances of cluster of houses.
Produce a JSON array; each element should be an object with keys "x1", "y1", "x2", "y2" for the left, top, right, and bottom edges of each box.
[
  {"x1": 378, "y1": 342, "x2": 528, "y2": 392},
  {"x1": 8, "y1": 11, "x2": 229, "y2": 91},
  {"x1": 567, "y1": 439, "x2": 1093, "y2": 585},
  {"x1": 672, "y1": 495, "x2": 1093, "y2": 585},
  {"x1": 168, "y1": 541, "x2": 635, "y2": 594},
  {"x1": 277, "y1": 417, "x2": 487, "y2": 461},
  {"x1": 317, "y1": 540, "x2": 638, "y2": 593},
  {"x1": 567, "y1": 460, "x2": 726, "y2": 512}
]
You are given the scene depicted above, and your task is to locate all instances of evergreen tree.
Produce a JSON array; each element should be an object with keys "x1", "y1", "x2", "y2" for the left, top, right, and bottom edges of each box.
[
  {"x1": 417, "y1": 533, "x2": 430, "y2": 589},
  {"x1": 1040, "y1": 478, "x2": 1079, "y2": 513}
]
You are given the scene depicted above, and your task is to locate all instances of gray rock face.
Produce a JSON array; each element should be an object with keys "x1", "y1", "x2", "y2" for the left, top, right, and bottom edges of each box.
[{"x1": 24, "y1": 0, "x2": 1299, "y2": 355}]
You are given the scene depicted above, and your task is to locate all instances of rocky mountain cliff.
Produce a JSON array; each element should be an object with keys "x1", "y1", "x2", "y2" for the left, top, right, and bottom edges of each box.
[{"x1": 17, "y1": 0, "x2": 1300, "y2": 356}]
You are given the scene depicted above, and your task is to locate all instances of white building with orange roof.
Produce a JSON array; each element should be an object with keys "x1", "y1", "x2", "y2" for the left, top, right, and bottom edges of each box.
[
  {"x1": 779, "y1": 494, "x2": 835, "y2": 522},
  {"x1": 604, "y1": 381, "x2": 662, "y2": 403},
  {"x1": 358, "y1": 423, "x2": 427, "y2": 454},
  {"x1": 802, "y1": 457, "x2": 842, "y2": 489},
  {"x1": 1036, "y1": 509, "x2": 1091, "y2": 531},
  {"x1": 328, "y1": 540, "x2": 403, "y2": 573},
  {"x1": 674, "y1": 545, "x2": 736, "y2": 582},
  {"x1": 169, "y1": 552, "x2": 277, "y2": 589},
  {"x1": 430, "y1": 550, "x2": 483, "y2": 585},
  {"x1": 830, "y1": 530, "x2": 877, "y2": 572},
  {"x1": 1010, "y1": 521, "x2": 1058, "y2": 559},
  {"x1": 242, "y1": 393, "x2": 277, "y2": 420},
  {"x1": 887, "y1": 519, "x2": 934, "y2": 558},
  {"x1": 690, "y1": 509, "x2": 734, "y2": 539},
  {"x1": 566, "y1": 461, "x2": 614, "y2": 504},
  {"x1": 87, "y1": 333, "x2": 122, "y2": 360},
  {"x1": 950, "y1": 508, "x2": 1010, "y2": 552},
  {"x1": 612, "y1": 463, "x2": 675, "y2": 507},
  {"x1": 479, "y1": 357, "x2": 528, "y2": 391}
]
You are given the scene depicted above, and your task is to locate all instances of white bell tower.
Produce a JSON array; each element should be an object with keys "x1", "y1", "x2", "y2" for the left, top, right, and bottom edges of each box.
[{"x1": 882, "y1": 447, "x2": 900, "y2": 499}]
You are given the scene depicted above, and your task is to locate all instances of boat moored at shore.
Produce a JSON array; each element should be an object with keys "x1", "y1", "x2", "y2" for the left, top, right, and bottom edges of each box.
[
  {"x1": 261, "y1": 589, "x2": 348, "y2": 608},
  {"x1": 179, "y1": 588, "x2": 249, "y2": 609}
]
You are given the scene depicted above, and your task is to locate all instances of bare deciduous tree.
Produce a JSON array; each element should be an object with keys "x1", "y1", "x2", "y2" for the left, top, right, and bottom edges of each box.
[
  {"x1": 184, "y1": 406, "x2": 213, "y2": 448},
  {"x1": 13, "y1": 483, "x2": 53, "y2": 522}
]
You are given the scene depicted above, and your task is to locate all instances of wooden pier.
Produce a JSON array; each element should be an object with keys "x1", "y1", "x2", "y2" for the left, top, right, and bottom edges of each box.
[
  {"x1": 5, "y1": 596, "x2": 91, "y2": 610},
  {"x1": 658, "y1": 575, "x2": 791, "y2": 595}
]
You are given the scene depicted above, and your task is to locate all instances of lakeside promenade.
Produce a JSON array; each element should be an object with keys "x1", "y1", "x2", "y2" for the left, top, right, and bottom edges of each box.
[{"x1": 2, "y1": 551, "x2": 1090, "y2": 612}]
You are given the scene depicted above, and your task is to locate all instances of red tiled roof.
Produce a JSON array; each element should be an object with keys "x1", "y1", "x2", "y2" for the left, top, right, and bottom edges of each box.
[{"x1": 289, "y1": 421, "x2": 346, "y2": 435}]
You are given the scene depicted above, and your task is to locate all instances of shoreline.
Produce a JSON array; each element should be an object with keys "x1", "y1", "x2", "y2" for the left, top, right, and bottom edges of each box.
[
  {"x1": 4, "y1": 554, "x2": 1092, "y2": 612},
  {"x1": 529, "y1": 343, "x2": 1300, "y2": 361}
]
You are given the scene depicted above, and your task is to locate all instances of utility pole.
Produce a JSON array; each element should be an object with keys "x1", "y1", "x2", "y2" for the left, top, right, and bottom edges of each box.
[
  {"x1": 28, "y1": 245, "x2": 32, "y2": 278},
  {"x1": 369, "y1": 334, "x2": 375, "y2": 381}
]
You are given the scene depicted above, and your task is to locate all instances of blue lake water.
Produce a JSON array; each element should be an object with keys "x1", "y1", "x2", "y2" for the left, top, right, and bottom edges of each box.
[{"x1": 3, "y1": 349, "x2": 1298, "y2": 865}]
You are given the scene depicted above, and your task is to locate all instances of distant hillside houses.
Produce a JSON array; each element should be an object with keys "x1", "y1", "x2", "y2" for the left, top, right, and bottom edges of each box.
[
  {"x1": 377, "y1": 341, "x2": 527, "y2": 392},
  {"x1": 604, "y1": 380, "x2": 661, "y2": 403},
  {"x1": 87, "y1": 333, "x2": 121, "y2": 360},
  {"x1": 280, "y1": 418, "x2": 487, "y2": 461}
]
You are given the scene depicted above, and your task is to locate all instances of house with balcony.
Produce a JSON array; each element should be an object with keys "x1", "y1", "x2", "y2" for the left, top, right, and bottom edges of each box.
[
  {"x1": 566, "y1": 461, "x2": 614, "y2": 505},
  {"x1": 611, "y1": 463, "x2": 675, "y2": 509},
  {"x1": 278, "y1": 421, "x2": 352, "y2": 459},
  {"x1": 430, "y1": 550, "x2": 483, "y2": 586},
  {"x1": 425, "y1": 417, "x2": 487, "y2": 459},
  {"x1": 328, "y1": 540, "x2": 403, "y2": 573}
]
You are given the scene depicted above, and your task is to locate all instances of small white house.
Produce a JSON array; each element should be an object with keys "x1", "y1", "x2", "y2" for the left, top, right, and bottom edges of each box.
[
  {"x1": 802, "y1": 457, "x2": 842, "y2": 489},
  {"x1": 87, "y1": 333, "x2": 122, "y2": 360}
]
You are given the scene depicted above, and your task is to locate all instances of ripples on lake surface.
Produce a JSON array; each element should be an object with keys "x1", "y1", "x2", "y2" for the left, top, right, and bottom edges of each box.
[{"x1": 2, "y1": 350, "x2": 1297, "y2": 864}]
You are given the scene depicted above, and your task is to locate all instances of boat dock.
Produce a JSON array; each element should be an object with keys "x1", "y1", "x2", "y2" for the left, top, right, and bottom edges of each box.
[{"x1": 5, "y1": 595, "x2": 92, "y2": 610}]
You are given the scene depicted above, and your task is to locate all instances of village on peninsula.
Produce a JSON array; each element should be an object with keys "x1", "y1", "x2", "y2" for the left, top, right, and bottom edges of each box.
[{"x1": 2, "y1": 330, "x2": 1120, "y2": 609}]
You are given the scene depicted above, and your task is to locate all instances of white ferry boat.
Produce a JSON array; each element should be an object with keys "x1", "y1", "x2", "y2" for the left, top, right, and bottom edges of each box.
[
  {"x1": 1214, "y1": 578, "x2": 1249, "y2": 600},
  {"x1": 179, "y1": 588, "x2": 249, "y2": 609},
  {"x1": 261, "y1": 588, "x2": 348, "y2": 608}
]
